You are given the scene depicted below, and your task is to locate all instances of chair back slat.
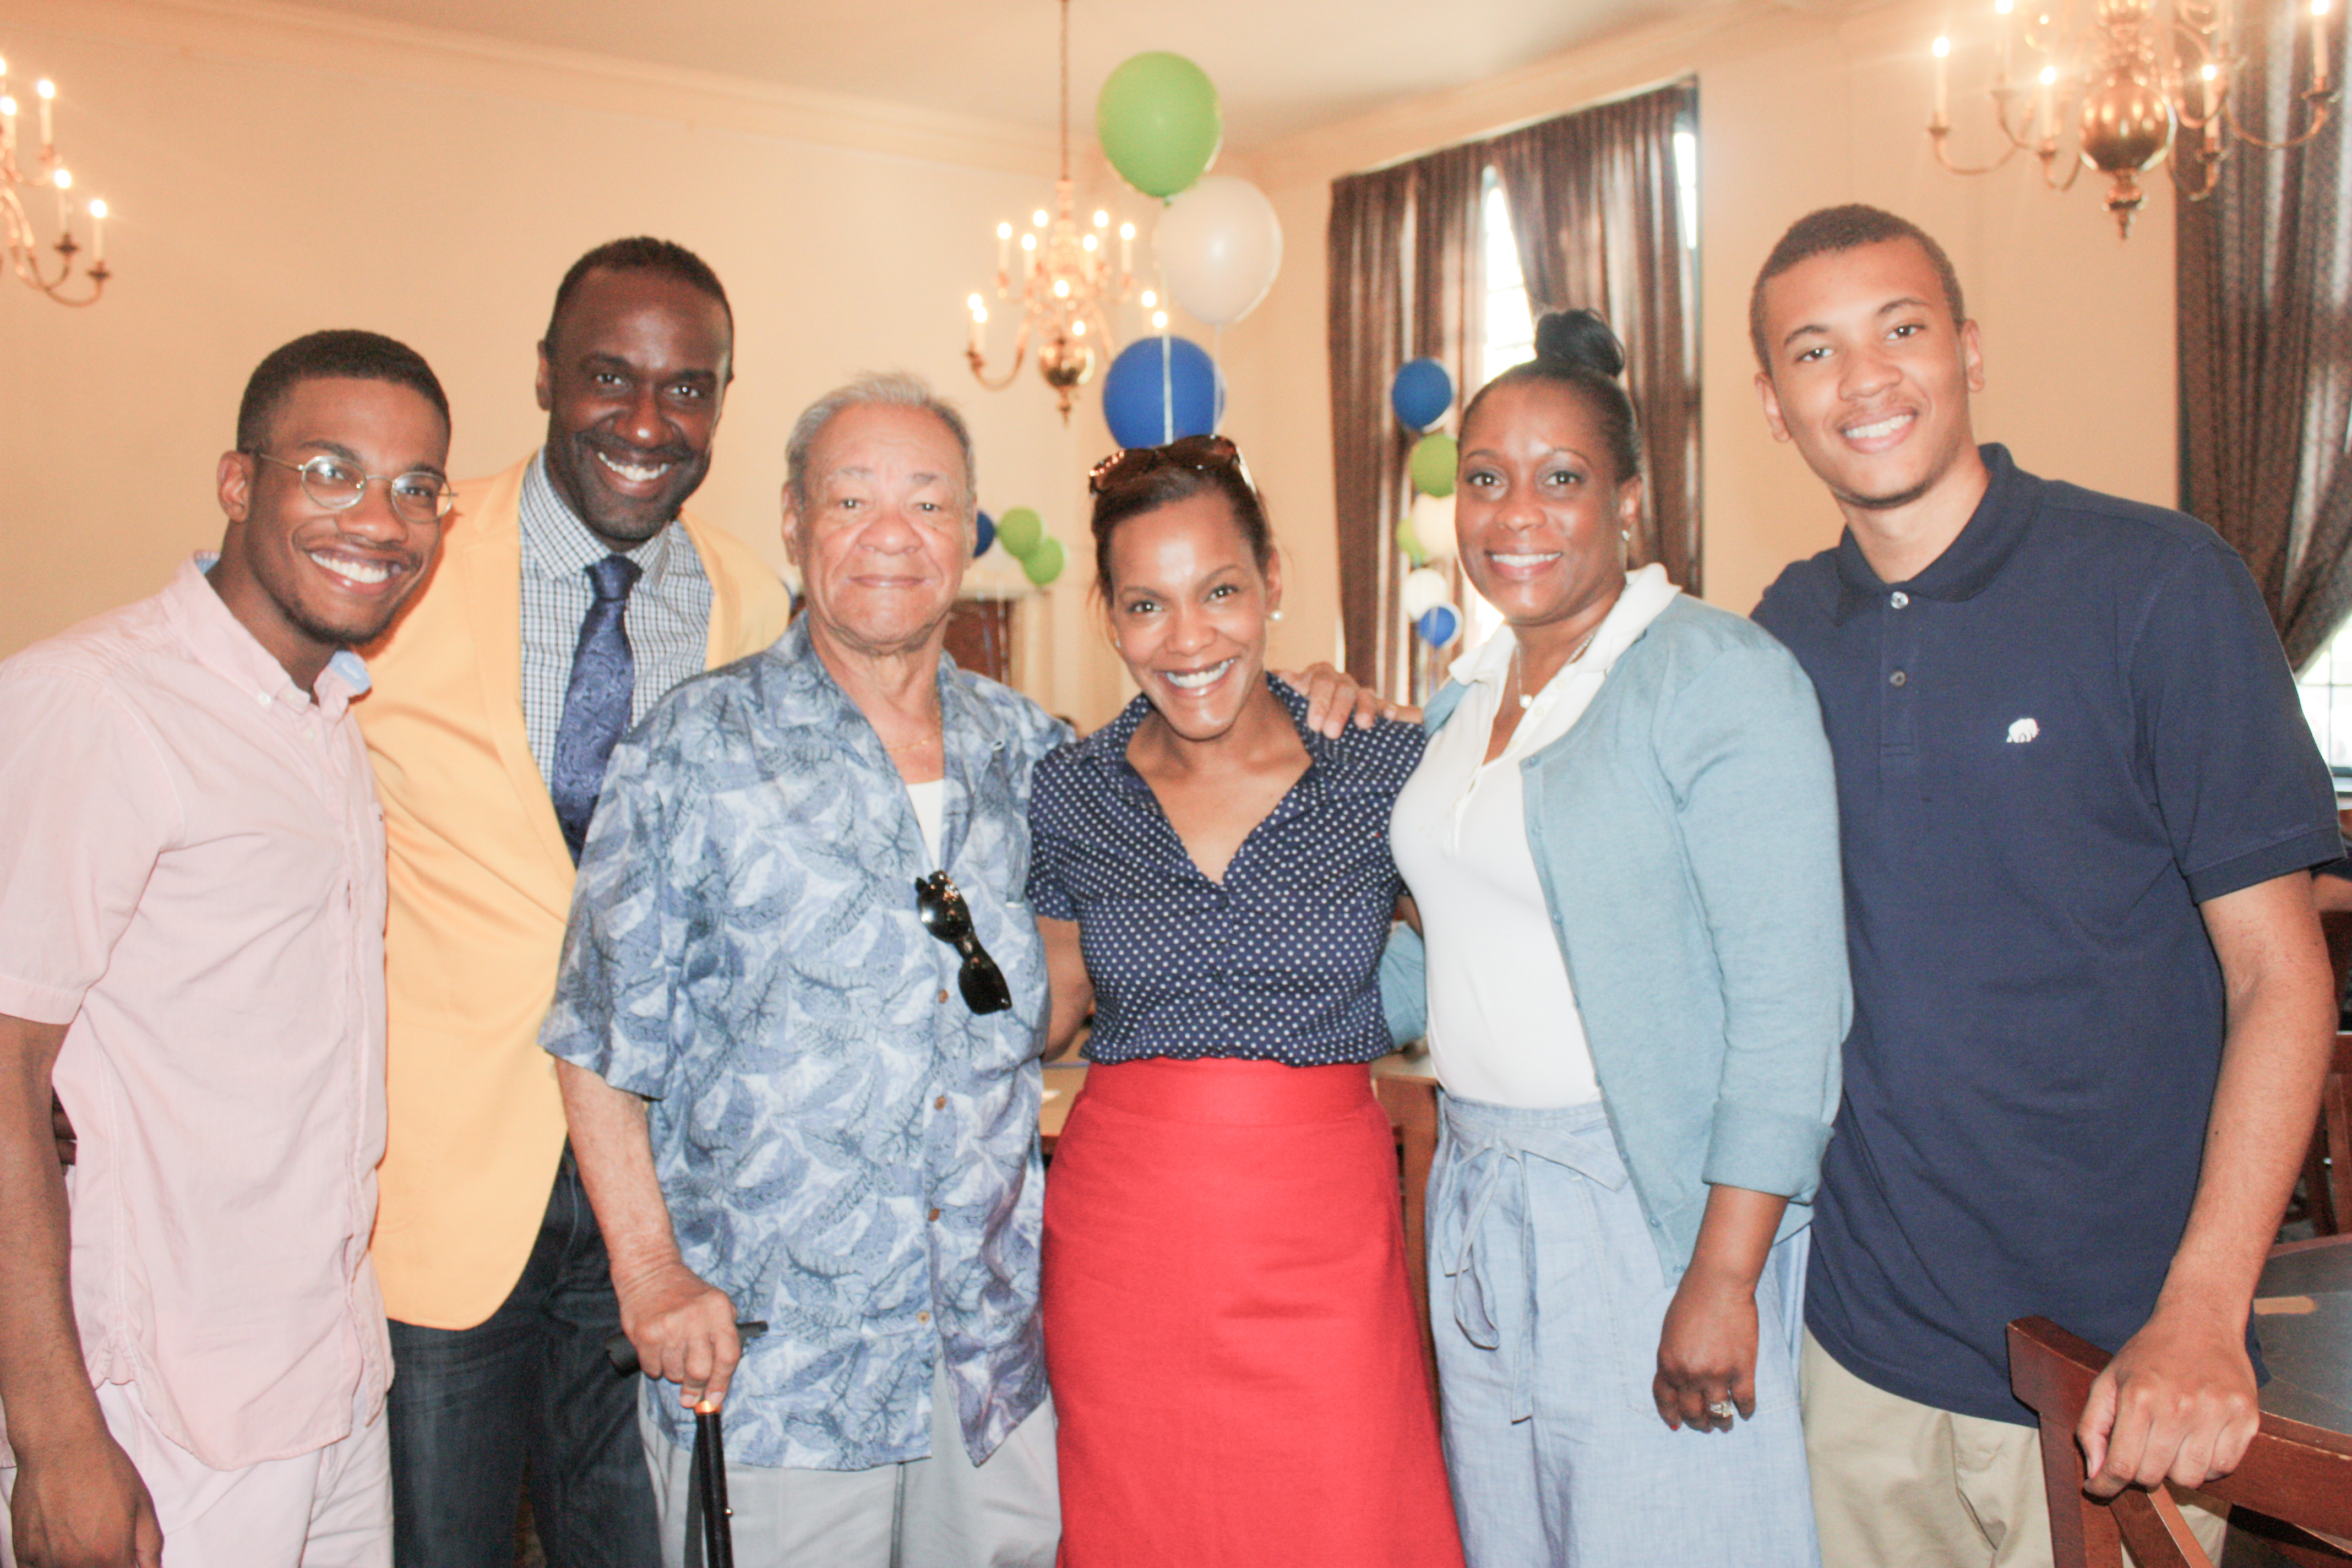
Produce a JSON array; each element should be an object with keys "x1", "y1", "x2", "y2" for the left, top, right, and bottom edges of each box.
[{"x1": 2008, "y1": 1316, "x2": 2352, "y2": 1568}]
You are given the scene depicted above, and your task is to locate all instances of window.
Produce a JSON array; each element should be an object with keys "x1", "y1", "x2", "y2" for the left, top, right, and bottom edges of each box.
[
  {"x1": 1462, "y1": 174, "x2": 1533, "y2": 657},
  {"x1": 2298, "y1": 630, "x2": 2352, "y2": 767}
]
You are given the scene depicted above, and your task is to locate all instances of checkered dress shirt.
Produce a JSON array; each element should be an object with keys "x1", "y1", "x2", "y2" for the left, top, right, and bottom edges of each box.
[{"x1": 517, "y1": 450, "x2": 714, "y2": 782}]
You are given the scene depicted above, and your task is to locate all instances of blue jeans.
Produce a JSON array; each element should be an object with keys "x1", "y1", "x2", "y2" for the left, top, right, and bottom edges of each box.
[
  {"x1": 387, "y1": 1149, "x2": 660, "y2": 1568},
  {"x1": 1428, "y1": 1093, "x2": 1822, "y2": 1568}
]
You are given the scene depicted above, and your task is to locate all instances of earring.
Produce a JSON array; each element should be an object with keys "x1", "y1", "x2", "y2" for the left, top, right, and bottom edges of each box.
[
  {"x1": 1269, "y1": 608, "x2": 1284, "y2": 623},
  {"x1": 1621, "y1": 528, "x2": 1631, "y2": 544}
]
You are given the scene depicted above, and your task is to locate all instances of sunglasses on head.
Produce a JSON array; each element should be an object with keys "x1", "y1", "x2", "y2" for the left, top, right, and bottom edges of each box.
[
  {"x1": 914, "y1": 871, "x2": 1012, "y2": 1016},
  {"x1": 1086, "y1": 434, "x2": 1252, "y2": 497}
]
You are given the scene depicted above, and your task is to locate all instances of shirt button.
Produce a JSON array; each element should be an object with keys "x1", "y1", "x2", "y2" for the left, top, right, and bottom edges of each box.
[
  {"x1": 934, "y1": 1095, "x2": 947, "y2": 1110},
  {"x1": 1889, "y1": 671, "x2": 1908, "y2": 687},
  {"x1": 937, "y1": 988, "x2": 950, "y2": 1004},
  {"x1": 917, "y1": 1310, "x2": 931, "y2": 1325},
  {"x1": 1890, "y1": 591, "x2": 1910, "y2": 608},
  {"x1": 928, "y1": 1207, "x2": 941, "y2": 1222}
]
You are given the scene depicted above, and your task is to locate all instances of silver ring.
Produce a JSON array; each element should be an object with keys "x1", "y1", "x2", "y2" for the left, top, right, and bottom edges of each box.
[{"x1": 1706, "y1": 1399, "x2": 1737, "y2": 1420}]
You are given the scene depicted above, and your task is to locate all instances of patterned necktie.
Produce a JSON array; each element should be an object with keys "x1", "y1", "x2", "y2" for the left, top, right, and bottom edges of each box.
[{"x1": 551, "y1": 553, "x2": 643, "y2": 863}]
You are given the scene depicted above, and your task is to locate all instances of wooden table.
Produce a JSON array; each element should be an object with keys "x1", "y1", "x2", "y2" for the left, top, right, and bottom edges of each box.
[{"x1": 2257, "y1": 1234, "x2": 2352, "y2": 1437}]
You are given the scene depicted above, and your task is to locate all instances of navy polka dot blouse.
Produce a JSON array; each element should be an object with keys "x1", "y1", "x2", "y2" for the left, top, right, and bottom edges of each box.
[{"x1": 1026, "y1": 677, "x2": 1427, "y2": 1066}]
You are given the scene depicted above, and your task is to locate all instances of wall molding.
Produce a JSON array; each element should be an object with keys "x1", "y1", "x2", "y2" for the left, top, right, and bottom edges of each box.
[{"x1": 0, "y1": 0, "x2": 1063, "y2": 176}]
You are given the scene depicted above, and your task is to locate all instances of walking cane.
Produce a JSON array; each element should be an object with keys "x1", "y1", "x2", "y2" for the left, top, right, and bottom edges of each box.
[{"x1": 606, "y1": 1321, "x2": 768, "y2": 1568}]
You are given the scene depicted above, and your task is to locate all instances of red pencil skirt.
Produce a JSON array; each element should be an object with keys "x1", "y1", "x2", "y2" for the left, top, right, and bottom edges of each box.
[{"x1": 1042, "y1": 1057, "x2": 1464, "y2": 1567}]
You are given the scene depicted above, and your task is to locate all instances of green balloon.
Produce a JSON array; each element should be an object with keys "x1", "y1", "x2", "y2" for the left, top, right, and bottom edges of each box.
[
  {"x1": 1022, "y1": 536, "x2": 1067, "y2": 587},
  {"x1": 1096, "y1": 53, "x2": 1222, "y2": 199},
  {"x1": 996, "y1": 506, "x2": 1044, "y2": 559},
  {"x1": 1410, "y1": 433, "x2": 1458, "y2": 499},
  {"x1": 1395, "y1": 513, "x2": 1425, "y2": 565}
]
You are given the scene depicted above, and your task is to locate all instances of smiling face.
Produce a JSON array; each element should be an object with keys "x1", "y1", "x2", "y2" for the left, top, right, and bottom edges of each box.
[
  {"x1": 211, "y1": 375, "x2": 450, "y2": 688},
  {"x1": 1754, "y1": 237, "x2": 1986, "y2": 519},
  {"x1": 1454, "y1": 378, "x2": 1641, "y2": 645},
  {"x1": 1103, "y1": 490, "x2": 1282, "y2": 744},
  {"x1": 535, "y1": 267, "x2": 731, "y2": 548},
  {"x1": 785, "y1": 403, "x2": 973, "y2": 663}
]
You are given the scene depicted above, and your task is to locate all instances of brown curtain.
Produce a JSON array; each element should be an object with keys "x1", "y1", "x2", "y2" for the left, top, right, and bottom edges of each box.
[
  {"x1": 1327, "y1": 148, "x2": 1484, "y2": 695},
  {"x1": 1490, "y1": 80, "x2": 1700, "y2": 595},
  {"x1": 2178, "y1": 11, "x2": 2352, "y2": 668},
  {"x1": 1329, "y1": 80, "x2": 1700, "y2": 692}
]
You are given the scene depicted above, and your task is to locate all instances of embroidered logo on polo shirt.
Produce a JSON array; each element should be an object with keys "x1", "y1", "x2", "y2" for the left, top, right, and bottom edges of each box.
[{"x1": 2007, "y1": 717, "x2": 2040, "y2": 744}]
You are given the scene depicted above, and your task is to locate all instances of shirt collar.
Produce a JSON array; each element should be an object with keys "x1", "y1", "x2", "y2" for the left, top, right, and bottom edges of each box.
[
  {"x1": 1077, "y1": 673, "x2": 1336, "y2": 792},
  {"x1": 1444, "y1": 562, "x2": 1683, "y2": 693},
  {"x1": 1832, "y1": 443, "x2": 2033, "y2": 623},
  {"x1": 520, "y1": 448, "x2": 679, "y2": 590},
  {"x1": 167, "y1": 554, "x2": 368, "y2": 718}
]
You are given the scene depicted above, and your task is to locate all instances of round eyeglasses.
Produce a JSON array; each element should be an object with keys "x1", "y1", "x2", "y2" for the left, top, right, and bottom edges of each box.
[{"x1": 251, "y1": 451, "x2": 457, "y2": 525}]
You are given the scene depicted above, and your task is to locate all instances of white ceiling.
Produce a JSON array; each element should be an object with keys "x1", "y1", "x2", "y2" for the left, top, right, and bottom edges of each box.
[{"x1": 286, "y1": 0, "x2": 1691, "y2": 151}]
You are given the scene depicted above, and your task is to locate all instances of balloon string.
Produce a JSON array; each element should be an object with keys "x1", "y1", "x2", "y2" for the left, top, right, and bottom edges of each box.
[{"x1": 1159, "y1": 260, "x2": 1173, "y2": 446}]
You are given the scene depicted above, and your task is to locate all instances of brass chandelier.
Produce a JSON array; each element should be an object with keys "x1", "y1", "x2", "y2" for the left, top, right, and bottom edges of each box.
[
  {"x1": 1, "y1": 54, "x2": 111, "y2": 305},
  {"x1": 963, "y1": 0, "x2": 1151, "y2": 421},
  {"x1": 1929, "y1": 0, "x2": 2339, "y2": 236}
]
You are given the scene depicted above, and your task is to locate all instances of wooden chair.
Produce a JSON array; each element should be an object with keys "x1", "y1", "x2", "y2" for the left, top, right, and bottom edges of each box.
[
  {"x1": 2008, "y1": 1315, "x2": 2352, "y2": 1567},
  {"x1": 1375, "y1": 1071, "x2": 1442, "y2": 1408},
  {"x1": 2297, "y1": 1032, "x2": 2352, "y2": 1236}
]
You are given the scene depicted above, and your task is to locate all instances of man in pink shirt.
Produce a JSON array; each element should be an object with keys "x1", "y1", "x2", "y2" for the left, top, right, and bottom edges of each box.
[{"x1": 0, "y1": 330, "x2": 454, "y2": 1568}]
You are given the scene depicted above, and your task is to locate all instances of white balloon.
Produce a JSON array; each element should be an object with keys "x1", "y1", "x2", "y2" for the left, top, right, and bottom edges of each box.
[
  {"x1": 1154, "y1": 174, "x2": 1284, "y2": 328},
  {"x1": 1400, "y1": 567, "x2": 1451, "y2": 619},
  {"x1": 1409, "y1": 492, "x2": 1457, "y2": 564}
]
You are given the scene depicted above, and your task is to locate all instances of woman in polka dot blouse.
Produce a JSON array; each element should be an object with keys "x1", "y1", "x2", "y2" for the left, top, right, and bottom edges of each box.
[{"x1": 1025, "y1": 436, "x2": 1463, "y2": 1567}]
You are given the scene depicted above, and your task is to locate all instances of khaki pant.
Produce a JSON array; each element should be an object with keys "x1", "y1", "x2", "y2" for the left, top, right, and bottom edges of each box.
[
  {"x1": 1801, "y1": 1331, "x2": 2228, "y2": 1568},
  {"x1": 641, "y1": 1368, "x2": 1059, "y2": 1568}
]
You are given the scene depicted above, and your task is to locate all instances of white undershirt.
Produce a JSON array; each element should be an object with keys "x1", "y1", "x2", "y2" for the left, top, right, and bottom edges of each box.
[
  {"x1": 907, "y1": 778, "x2": 945, "y2": 868},
  {"x1": 1390, "y1": 565, "x2": 1680, "y2": 1108}
]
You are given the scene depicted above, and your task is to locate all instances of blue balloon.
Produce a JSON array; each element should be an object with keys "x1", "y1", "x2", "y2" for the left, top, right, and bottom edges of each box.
[
  {"x1": 1391, "y1": 358, "x2": 1453, "y2": 432},
  {"x1": 975, "y1": 509, "x2": 996, "y2": 557},
  {"x1": 1416, "y1": 604, "x2": 1461, "y2": 648},
  {"x1": 1103, "y1": 336, "x2": 1227, "y2": 450}
]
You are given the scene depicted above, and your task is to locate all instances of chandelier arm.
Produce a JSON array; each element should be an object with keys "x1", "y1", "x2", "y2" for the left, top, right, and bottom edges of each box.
[
  {"x1": 1929, "y1": 126, "x2": 2029, "y2": 175},
  {"x1": 2219, "y1": 90, "x2": 2337, "y2": 148},
  {"x1": 968, "y1": 316, "x2": 1035, "y2": 391},
  {"x1": 2036, "y1": 144, "x2": 2089, "y2": 189}
]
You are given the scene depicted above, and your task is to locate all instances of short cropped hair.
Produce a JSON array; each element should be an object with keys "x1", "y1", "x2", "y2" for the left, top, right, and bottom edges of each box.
[
  {"x1": 543, "y1": 236, "x2": 733, "y2": 352},
  {"x1": 785, "y1": 372, "x2": 977, "y2": 519},
  {"x1": 235, "y1": 329, "x2": 450, "y2": 453},
  {"x1": 1749, "y1": 205, "x2": 1967, "y2": 371}
]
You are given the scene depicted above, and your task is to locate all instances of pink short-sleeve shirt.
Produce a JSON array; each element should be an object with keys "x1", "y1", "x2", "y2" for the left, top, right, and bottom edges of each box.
[{"x1": 0, "y1": 557, "x2": 392, "y2": 1470}]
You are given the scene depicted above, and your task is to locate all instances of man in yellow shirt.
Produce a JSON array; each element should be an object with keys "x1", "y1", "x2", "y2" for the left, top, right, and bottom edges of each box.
[{"x1": 357, "y1": 238, "x2": 792, "y2": 1567}]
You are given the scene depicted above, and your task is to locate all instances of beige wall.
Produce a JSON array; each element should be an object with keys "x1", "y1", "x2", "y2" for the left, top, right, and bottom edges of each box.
[
  {"x1": 0, "y1": 0, "x2": 1142, "y2": 725},
  {"x1": 1221, "y1": 0, "x2": 2178, "y2": 629},
  {"x1": 0, "y1": 0, "x2": 2178, "y2": 716}
]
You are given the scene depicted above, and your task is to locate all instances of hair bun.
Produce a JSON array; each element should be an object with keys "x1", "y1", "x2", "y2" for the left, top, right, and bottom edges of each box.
[{"x1": 1533, "y1": 309, "x2": 1626, "y2": 379}]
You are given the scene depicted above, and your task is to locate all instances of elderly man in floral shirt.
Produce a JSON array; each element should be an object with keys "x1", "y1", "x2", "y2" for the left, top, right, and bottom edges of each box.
[{"x1": 542, "y1": 373, "x2": 1067, "y2": 1568}]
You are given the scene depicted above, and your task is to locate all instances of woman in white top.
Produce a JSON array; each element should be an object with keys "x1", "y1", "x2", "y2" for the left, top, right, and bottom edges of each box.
[{"x1": 1386, "y1": 310, "x2": 1848, "y2": 1567}]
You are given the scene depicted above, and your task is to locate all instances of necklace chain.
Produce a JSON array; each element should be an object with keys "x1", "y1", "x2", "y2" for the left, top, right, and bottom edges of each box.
[{"x1": 1511, "y1": 624, "x2": 1603, "y2": 711}]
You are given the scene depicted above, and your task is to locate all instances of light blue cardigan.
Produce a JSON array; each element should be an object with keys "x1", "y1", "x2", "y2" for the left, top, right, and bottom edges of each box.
[{"x1": 1382, "y1": 595, "x2": 1850, "y2": 1279}]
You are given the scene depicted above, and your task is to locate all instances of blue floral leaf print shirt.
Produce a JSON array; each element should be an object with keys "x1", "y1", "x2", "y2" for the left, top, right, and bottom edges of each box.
[{"x1": 542, "y1": 615, "x2": 1070, "y2": 1469}]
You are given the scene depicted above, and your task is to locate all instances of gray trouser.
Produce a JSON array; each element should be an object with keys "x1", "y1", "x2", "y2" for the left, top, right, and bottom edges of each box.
[{"x1": 640, "y1": 1368, "x2": 1059, "y2": 1568}]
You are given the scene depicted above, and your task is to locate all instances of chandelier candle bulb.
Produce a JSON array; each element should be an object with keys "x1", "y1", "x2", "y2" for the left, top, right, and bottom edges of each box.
[
  {"x1": 2316, "y1": 0, "x2": 2332, "y2": 91},
  {"x1": 1120, "y1": 221, "x2": 1135, "y2": 275},
  {"x1": 1033, "y1": 208, "x2": 1049, "y2": 228},
  {"x1": 997, "y1": 221, "x2": 1012, "y2": 276},
  {"x1": 52, "y1": 165, "x2": 69, "y2": 230},
  {"x1": 1934, "y1": 36, "x2": 1952, "y2": 122},
  {"x1": 35, "y1": 77, "x2": 52, "y2": 151},
  {"x1": 1995, "y1": 0, "x2": 2015, "y2": 81},
  {"x1": 87, "y1": 197, "x2": 105, "y2": 264},
  {"x1": 2038, "y1": 64, "x2": 2057, "y2": 144}
]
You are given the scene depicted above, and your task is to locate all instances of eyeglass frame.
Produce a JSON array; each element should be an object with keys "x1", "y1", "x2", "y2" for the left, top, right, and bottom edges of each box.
[
  {"x1": 247, "y1": 450, "x2": 459, "y2": 523},
  {"x1": 914, "y1": 871, "x2": 1014, "y2": 1016},
  {"x1": 1085, "y1": 433, "x2": 1254, "y2": 498}
]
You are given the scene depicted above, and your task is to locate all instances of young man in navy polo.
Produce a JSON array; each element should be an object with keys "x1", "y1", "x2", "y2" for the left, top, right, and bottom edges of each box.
[{"x1": 1750, "y1": 203, "x2": 2339, "y2": 1568}]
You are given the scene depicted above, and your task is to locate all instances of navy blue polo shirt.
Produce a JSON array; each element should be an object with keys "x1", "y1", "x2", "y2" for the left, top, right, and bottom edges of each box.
[{"x1": 1754, "y1": 444, "x2": 2337, "y2": 1425}]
